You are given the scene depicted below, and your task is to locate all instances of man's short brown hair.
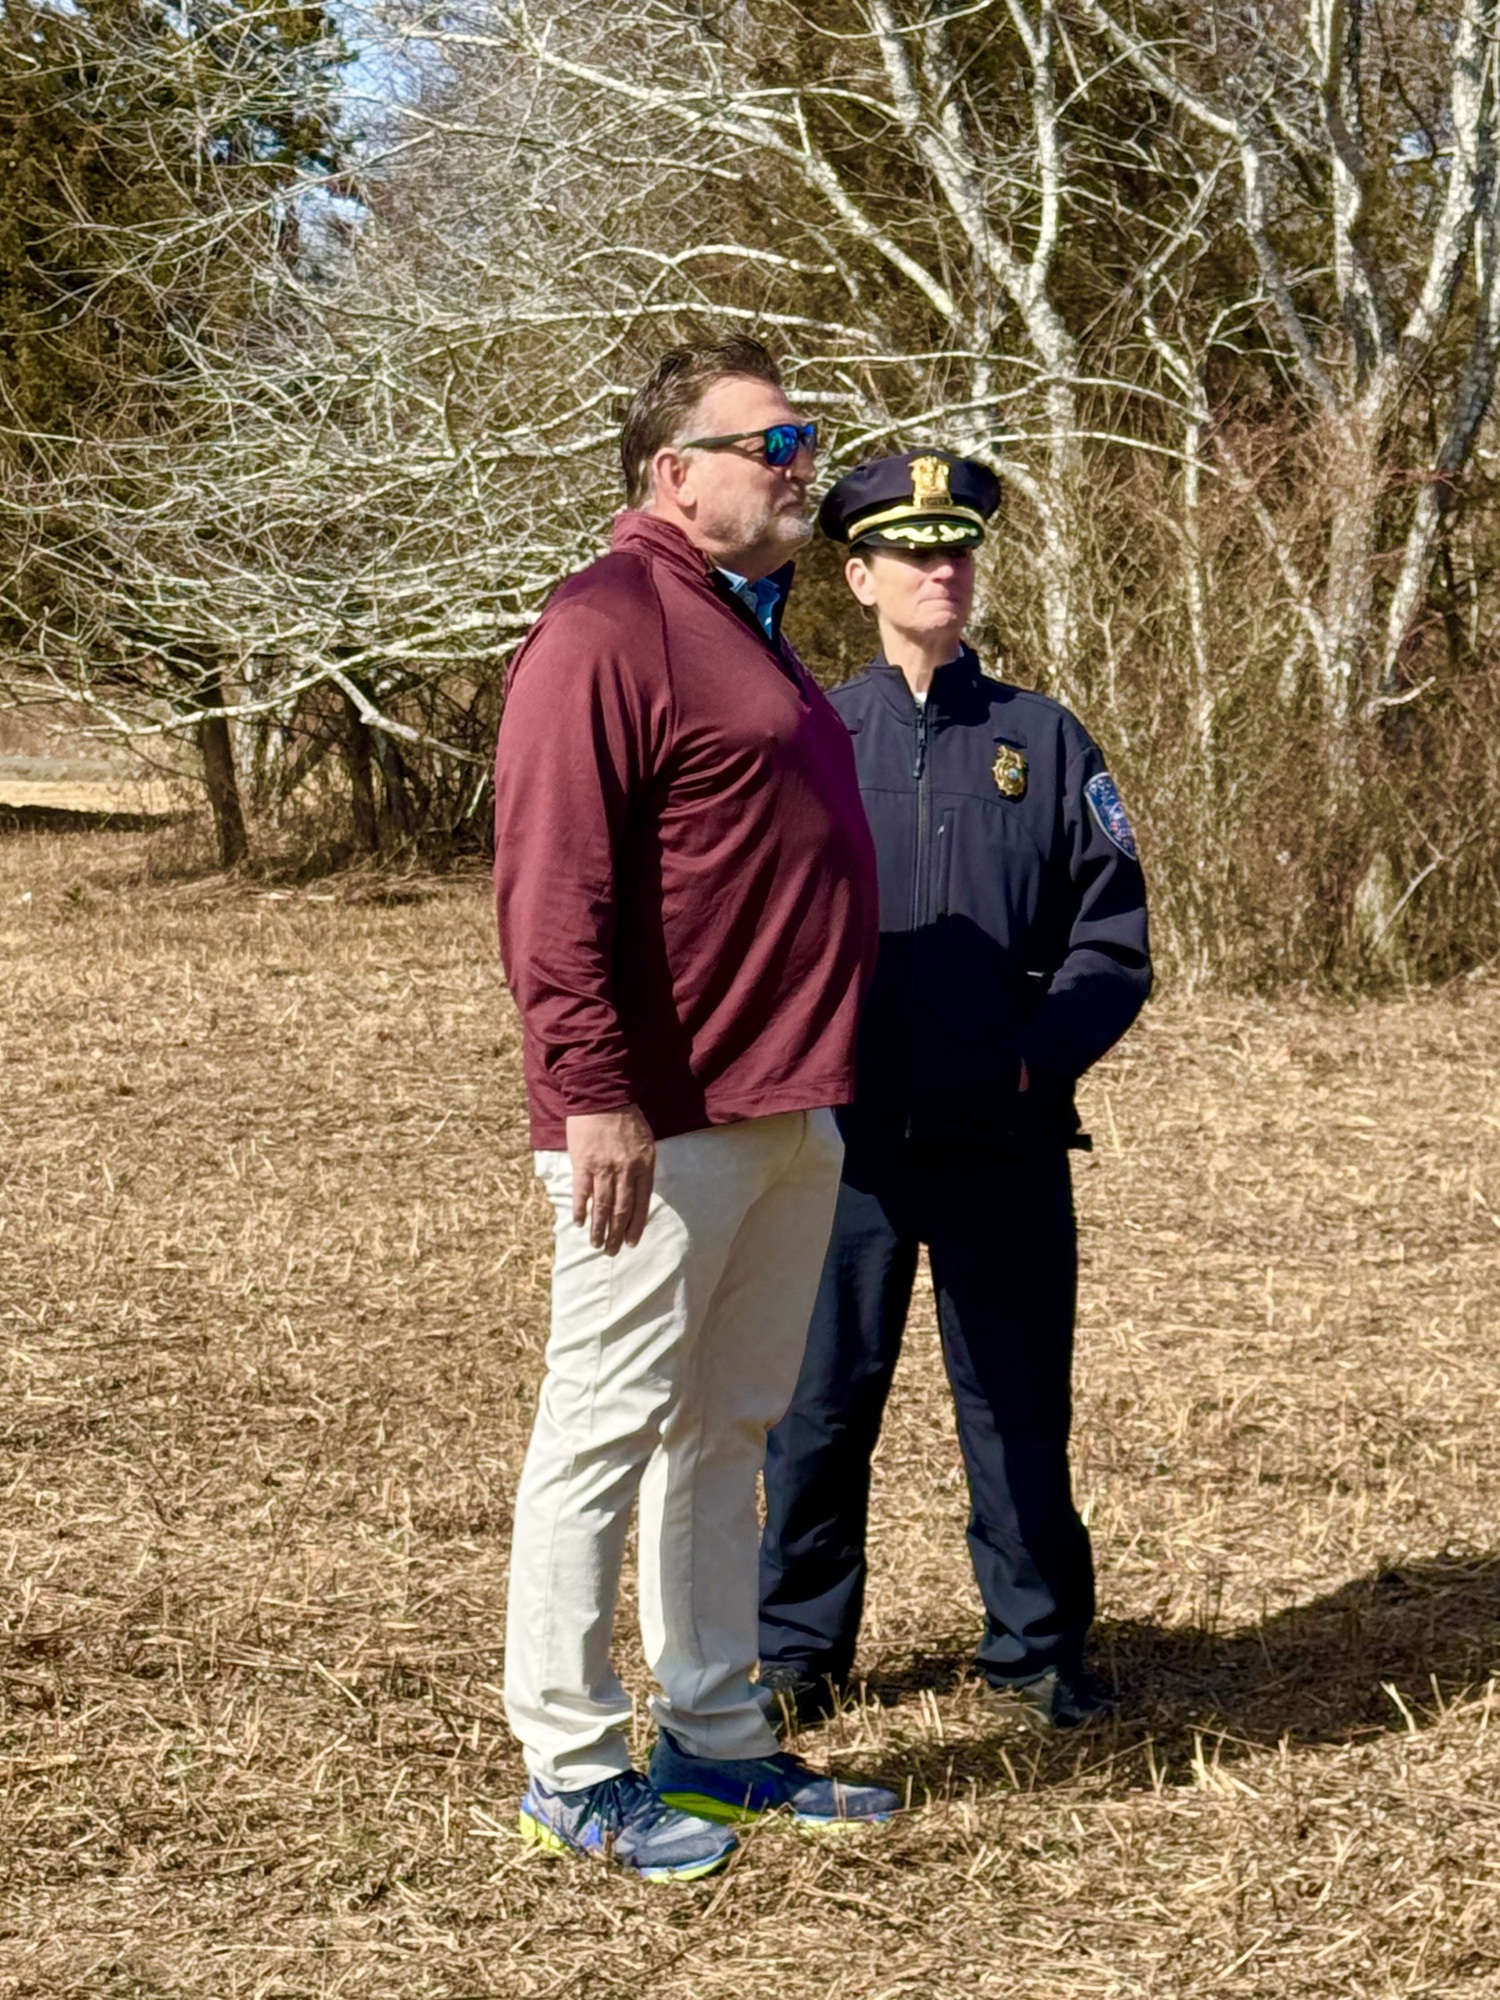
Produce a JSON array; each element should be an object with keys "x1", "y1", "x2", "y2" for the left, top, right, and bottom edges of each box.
[{"x1": 620, "y1": 335, "x2": 784, "y2": 507}]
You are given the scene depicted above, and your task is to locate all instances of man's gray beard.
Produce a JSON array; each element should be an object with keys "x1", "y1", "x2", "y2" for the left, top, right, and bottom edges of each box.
[
  {"x1": 767, "y1": 509, "x2": 814, "y2": 552},
  {"x1": 719, "y1": 494, "x2": 813, "y2": 564}
]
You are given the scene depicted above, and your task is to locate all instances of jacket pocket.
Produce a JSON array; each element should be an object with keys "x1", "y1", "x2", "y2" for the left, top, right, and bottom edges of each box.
[{"x1": 935, "y1": 806, "x2": 954, "y2": 916}]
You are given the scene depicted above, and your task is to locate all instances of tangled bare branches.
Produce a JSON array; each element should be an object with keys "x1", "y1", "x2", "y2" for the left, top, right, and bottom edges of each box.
[{"x1": 3, "y1": 0, "x2": 1499, "y2": 977}]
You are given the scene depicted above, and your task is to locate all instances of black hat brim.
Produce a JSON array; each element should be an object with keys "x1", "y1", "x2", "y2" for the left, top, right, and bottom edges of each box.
[{"x1": 849, "y1": 517, "x2": 986, "y2": 553}]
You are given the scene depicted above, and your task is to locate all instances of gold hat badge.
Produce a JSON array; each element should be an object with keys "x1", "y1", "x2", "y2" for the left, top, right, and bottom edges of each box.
[{"x1": 908, "y1": 455, "x2": 953, "y2": 510}]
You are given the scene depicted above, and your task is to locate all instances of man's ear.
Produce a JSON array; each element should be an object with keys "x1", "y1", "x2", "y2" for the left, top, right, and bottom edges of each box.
[
  {"x1": 844, "y1": 554, "x2": 877, "y2": 607},
  {"x1": 651, "y1": 445, "x2": 691, "y2": 511}
]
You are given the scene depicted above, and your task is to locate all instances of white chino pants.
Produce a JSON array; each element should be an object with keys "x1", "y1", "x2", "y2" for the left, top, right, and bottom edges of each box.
[{"x1": 504, "y1": 1107, "x2": 844, "y2": 1791}]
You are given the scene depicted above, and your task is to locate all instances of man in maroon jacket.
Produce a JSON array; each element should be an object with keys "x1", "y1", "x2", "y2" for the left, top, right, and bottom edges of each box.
[{"x1": 493, "y1": 337, "x2": 894, "y2": 1882}]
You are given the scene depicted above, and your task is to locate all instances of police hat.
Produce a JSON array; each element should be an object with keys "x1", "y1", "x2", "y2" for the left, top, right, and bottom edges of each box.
[{"x1": 817, "y1": 449, "x2": 1000, "y2": 553}]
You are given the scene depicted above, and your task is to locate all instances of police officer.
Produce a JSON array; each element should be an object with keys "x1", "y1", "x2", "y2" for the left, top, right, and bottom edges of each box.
[{"x1": 757, "y1": 450, "x2": 1151, "y2": 1730}]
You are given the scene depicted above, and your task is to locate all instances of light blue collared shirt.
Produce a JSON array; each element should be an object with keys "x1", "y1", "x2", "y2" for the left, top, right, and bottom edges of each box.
[{"x1": 717, "y1": 567, "x2": 784, "y2": 643}]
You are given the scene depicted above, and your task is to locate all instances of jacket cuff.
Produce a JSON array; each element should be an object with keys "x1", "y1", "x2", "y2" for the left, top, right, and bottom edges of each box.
[
  {"x1": 555, "y1": 1078, "x2": 638, "y2": 1117},
  {"x1": 544, "y1": 1038, "x2": 637, "y2": 1116},
  {"x1": 1018, "y1": 1024, "x2": 1083, "y2": 1093}
]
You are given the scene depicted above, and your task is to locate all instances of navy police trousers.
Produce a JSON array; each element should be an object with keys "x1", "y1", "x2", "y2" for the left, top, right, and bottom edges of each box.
[{"x1": 758, "y1": 1141, "x2": 1094, "y2": 1688}]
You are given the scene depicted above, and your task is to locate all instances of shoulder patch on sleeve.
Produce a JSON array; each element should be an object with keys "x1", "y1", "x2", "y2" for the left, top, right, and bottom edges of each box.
[{"x1": 1084, "y1": 772, "x2": 1138, "y2": 859}]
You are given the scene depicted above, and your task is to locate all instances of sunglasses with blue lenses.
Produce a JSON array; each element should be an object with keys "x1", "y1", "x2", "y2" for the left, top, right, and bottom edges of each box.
[{"x1": 678, "y1": 421, "x2": 818, "y2": 468}]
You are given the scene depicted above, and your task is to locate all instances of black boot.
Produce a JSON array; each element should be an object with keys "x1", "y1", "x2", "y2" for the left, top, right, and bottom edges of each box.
[
  {"x1": 755, "y1": 1662, "x2": 846, "y2": 1731},
  {"x1": 982, "y1": 1665, "x2": 1115, "y2": 1733}
]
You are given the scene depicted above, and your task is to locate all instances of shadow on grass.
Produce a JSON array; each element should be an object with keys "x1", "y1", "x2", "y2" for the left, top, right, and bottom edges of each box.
[
  {"x1": 0, "y1": 802, "x2": 188, "y2": 835},
  {"x1": 845, "y1": 1554, "x2": 1500, "y2": 1796}
]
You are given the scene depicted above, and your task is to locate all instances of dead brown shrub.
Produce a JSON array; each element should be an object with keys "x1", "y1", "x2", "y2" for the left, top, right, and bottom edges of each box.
[{"x1": 953, "y1": 433, "x2": 1500, "y2": 993}]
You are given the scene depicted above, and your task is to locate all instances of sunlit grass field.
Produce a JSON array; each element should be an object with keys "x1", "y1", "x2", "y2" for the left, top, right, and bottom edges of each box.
[{"x1": 4, "y1": 825, "x2": 1499, "y2": 1998}]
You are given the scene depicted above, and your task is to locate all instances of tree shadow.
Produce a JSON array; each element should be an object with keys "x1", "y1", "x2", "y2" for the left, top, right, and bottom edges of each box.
[
  {"x1": 833, "y1": 1554, "x2": 1500, "y2": 1797},
  {"x1": 0, "y1": 802, "x2": 185, "y2": 835}
]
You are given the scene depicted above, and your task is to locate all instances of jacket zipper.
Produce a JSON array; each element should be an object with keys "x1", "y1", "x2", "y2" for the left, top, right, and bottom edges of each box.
[
  {"x1": 904, "y1": 698, "x2": 933, "y2": 1141},
  {"x1": 910, "y1": 698, "x2": 931, "y2": 929}
]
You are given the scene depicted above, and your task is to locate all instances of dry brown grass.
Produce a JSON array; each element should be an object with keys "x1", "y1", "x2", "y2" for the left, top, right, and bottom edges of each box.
[{"x1": 3, "y1": 826, "x2": 1500, "y2": 1998}]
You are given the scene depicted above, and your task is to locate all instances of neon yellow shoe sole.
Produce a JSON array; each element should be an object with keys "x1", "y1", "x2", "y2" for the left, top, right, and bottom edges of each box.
[
  {"x1": 656, "y1": 1787, "x2": 886, "y2": 1832},
  {"x1": 518, "y1": 1808, "x2": 571, "y2": 1855},
  {"x1": 517, "y1": 1804, "x2": 733, "y2": 1882},
  {"x1": 655, "y1": 1788, "x2": 762, "y2": 1826}
]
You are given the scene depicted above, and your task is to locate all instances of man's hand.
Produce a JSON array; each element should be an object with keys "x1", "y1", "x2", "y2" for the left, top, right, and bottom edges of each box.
[{"x1": 565, "y1": 1105, "x2": 657, "y2": 1255}]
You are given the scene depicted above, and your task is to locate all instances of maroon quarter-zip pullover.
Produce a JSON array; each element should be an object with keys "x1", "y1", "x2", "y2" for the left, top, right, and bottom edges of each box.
[{"x1": 493, "y1": 512, "x2": 879, "y2": 1150}]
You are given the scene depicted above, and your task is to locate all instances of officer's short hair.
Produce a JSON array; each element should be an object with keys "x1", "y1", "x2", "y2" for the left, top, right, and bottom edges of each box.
[{"x1": 621, "y1": 335, "x2": 784, "y2": 507}]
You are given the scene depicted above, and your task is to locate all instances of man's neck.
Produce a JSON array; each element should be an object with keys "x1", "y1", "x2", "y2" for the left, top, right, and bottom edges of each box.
[
  {"x1": 642, "y1": 503, "x2": 780, "y2": 582},
  {"x1": 882, "y1": 634, "x2": 964, "y2": 700}
]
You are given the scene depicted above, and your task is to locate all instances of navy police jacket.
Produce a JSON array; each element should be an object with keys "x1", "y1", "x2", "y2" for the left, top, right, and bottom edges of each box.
[{"x1": 830, "y1": 646, "x2": 1152, "y2": 1151}]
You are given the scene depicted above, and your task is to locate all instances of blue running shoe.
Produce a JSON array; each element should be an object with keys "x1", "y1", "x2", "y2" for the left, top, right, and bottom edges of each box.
[
  {"x1": 649, "y1": 1728, "x2": 899, "y2": 1828},
  {"x1": 518, "y1": 1770, "x2": 737, "y2": 1883}
]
